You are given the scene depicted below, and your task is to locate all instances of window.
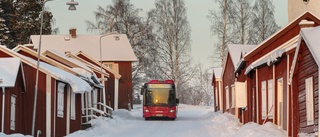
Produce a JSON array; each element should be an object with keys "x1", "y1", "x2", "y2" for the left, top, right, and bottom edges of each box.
[
  {"x1": 71, "y1": 92, "x2": 76, "y2": 120},
  {"x1": 268, "y1": 79, "x2": 274, "y2": 118},
  {"x1": 306, "y1": 77, "x2": 314, "y2": 125},
  {"x1": 10, "y1": 95, "x2": 16, "y2": 130},
  {"x1": 261, "y1": 81, "x2": 267, "y2": 119},
  {"x1": 57, "y1": 83, "x2": 66, "y2": 118},
  {"x1": 231, "y1": 85, "x2": 235, "y2": 108},
  {"x1": 225, "y1": 86, "x2": 229, "y2": 110}
]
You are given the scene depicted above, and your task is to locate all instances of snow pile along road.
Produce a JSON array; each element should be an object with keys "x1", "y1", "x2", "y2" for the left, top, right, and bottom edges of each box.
[{"x1": 67, "y1": 104, "x2": 286, "y2": 137}]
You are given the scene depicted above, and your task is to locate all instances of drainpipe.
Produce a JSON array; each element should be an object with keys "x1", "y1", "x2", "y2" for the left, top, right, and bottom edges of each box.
[{"x1": 1, "y1": 87, "x2": 5, "y2": 132}]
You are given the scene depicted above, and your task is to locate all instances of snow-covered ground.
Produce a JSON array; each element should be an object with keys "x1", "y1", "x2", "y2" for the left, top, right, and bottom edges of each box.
[{"x1": 66, "y1": 104, "x2": 286, "y2": 137}]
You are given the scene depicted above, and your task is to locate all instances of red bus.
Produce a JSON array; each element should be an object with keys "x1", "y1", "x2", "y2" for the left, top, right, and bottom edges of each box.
[{"x1": 141, "y1": 80, "x2": 179, "y2": 120}]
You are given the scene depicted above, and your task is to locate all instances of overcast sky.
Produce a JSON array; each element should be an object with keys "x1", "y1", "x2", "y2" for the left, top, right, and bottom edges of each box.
[{"x1": 47, "y1": 0, "x2": 288, "y2": 69}]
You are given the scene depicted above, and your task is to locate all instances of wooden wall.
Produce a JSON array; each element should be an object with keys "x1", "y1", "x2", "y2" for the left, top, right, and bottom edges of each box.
[
  {"x1": 117, "y1": 62, "x2": 133, "y2": 109},
  {"x1": 222, "y1": 53, "x2": 236, "y2": 113},
  {"x1": 295, "y1": 40, "x2": 319, "y2": 134}
]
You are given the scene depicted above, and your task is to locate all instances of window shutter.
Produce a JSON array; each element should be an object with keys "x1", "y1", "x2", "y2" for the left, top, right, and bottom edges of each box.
[
  {"x1": 235, "y1": 82, "x2": 247, "y2": 108},
  {"x1": 306, "y1": 77, "x2": 314, "y2": 125},
  {"x1": 10, "y1": 95, "x2": 16, "y2": 130},
  {"x1": 225, "y1": 86, "x2": 229, "y2": 110},
  {"x1": 261, "y1": 81, "x2": 267, "y2": 119},
  {"x1": 93, "y1": 89, "x2": 98, "y2": 108},
  {"x1": 71, "y1": 92, "x2": 76, "y2": 120},
  {"x1": 57, "y1": 83, "x2": 66, "y2": 118},
  {"x1": 231, "y1": 85, "x2": 235, "y2": 108},
  {"x1": 268, "y1": 79, "x2": 274, "y2": 118}
]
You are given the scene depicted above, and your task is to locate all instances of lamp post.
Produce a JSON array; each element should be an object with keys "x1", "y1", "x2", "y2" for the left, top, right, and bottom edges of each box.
[
  {"x1": 99, "y1": 32, "x2": 118, "y2": 112},
  {"x1": 31, "y1": 0, "x2": 78, "y2": 136}
]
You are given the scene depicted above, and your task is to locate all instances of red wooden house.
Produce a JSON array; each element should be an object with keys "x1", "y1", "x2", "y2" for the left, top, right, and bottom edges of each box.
[
  {"x1": 236, "y1": 12, "x2": 320, "y2": 136},
  {"x1": 212, "y1": 67, "x2": 222, "y2": 112},
  {"x1": 290, "y1": 25, "x2": 320, "y2": 135},
  {"x1": 13, "y1": 45, "x2": 111, "y2": 125},
  {"x1": 221, "y1": 44, "x2": 256, "y2": 120},
  {"x1": 0, "y1": 45, "x2": 91, "y2": 136},
  {"x1": 0, "y1": 58, "x2": 25, "y2": 134},
  {"x1": 30, "y1": 29, "x2": 138, "y2": 110}
]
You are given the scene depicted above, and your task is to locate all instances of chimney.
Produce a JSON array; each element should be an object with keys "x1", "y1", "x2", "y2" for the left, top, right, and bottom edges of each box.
[
  {"x1": 299, "y1": 20, "x2": 315, "y2": 28},
  {"x1": 69, "y1": 28, "x2": 77, "y2": 38}
]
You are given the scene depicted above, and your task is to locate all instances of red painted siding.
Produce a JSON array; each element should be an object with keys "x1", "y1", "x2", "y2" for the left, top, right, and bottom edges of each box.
[
  {"x1": 117, "y1": 62, "x2": 133, "y2": 109},
  {"x1": 222, "y1": 53, "x2": 236, "y2": 114},
  {"x1": 295, "y1": 40, "x2": 319, "y2": 134}
]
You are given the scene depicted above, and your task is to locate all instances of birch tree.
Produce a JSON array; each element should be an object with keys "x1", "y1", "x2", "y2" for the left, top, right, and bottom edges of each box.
[
  {"x1": 248, "y1": 0, "x2": 280, "y2": 44},
  {"x1": 86, "y1": 0, "x2": 156, "y2": 92},
  {"x1": 207, "y1": 0, "x2": 233, "y2": 67},
  {"x1": 152, "y1": 0, "x2": 194, "y2": 101},
  {"x1": 229, "y1": 0, "x2": 253, "y2": 44}
]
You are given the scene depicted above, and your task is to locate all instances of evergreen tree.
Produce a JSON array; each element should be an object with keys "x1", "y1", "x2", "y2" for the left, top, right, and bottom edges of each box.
[
  {"x1": 0, "y1": 3, "x2": 10, "y2": 45},
  {"x1": 1, "y1": 0, "x2": 53, "y2": 48}
]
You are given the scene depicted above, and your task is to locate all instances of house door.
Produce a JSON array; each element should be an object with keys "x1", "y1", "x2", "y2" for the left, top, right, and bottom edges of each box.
[{"x1": 277, "y1": 78, "x2": 283, "y2": 129}]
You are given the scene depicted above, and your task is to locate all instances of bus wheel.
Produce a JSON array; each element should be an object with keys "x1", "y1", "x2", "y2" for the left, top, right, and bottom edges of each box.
[
  {"x1": 145, "y1": 118, "x2": 150, "y2": 120},
  {"x1": 170, "y1": 118, "x2": 176, "y2": 120}
]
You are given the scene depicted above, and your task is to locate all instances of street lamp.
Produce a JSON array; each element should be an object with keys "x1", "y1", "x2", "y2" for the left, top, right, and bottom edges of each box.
[
  {"x1": 99, "y1": 32, "x2": 118, "y2": 112},
  {"x1": 32, "y1": 0, "x2": 78, "y2": 136}
]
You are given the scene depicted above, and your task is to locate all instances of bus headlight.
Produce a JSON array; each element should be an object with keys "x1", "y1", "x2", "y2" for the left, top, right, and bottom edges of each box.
[
  {"x1": 169, "y1": 110, "x2": 175, "y2": 113},
  {"x1": 144, "y1": 109, "x2": 149, "y2": 112}
]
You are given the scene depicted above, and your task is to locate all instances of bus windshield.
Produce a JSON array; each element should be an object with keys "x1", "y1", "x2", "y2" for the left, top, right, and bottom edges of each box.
[{"x1": 145, "y1": 88, "x2": 175, "y2": 106}]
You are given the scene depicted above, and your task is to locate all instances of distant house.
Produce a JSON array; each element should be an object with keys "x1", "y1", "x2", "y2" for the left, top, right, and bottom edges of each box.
[
  {"x1": 236, "y1": 12, "x2": 320, "y2": 136},
  {"x1": 0, "y1": 45, "x2": 91, "y2": 137},
  {"x1": 290, "y1": 25, "x2": 320, "y2": 135},
  {"x1": 221, "y1": 44, "x2": 256, "y2": 121},
  {"x1": 212, "y1": 67, "x2": 222, "y2": 112},
  {"x1": 30, "y1": 29, "x2": 138, "y2": 110}
]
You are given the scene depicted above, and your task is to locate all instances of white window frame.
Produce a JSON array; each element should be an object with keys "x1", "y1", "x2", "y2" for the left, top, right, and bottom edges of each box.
[
  {"x1": 261, "y1": 81, "x2": 267, "y2": 119},
  {"x1": 225, "y1": 86, "x2": 229, "y2": 110},
  {"x1": 267, "y1": 79, "x2": 274, "y2": 118},
  {"x1": 10, "y1": 95, "x2": 16, "y2": 130},
  {"x1": 70, "y1": 92, "x2": 76, "y2": 120},
  {"x1": 306, "y1": 77, "x2": 314, "y2": 125},
  {"x1": 57, "y1": 82, "x2": 66, "y2": 118},
  {"x1": 231, "y1": 85, "x2": 235, "y2": 108}
]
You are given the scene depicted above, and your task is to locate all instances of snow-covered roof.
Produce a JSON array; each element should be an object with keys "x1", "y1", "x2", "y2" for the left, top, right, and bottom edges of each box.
[
  {"x1": 213, "y1": 67, "x2": 222, "y2": 79},
  {"x1": 244, "y1": 11, "x2": 320, "y2": 61},
  {"x1": 290, "y1": 26, "x2": 320, "y2": 84},
  {"x1": 24, "y1": 56, "x2": 92, "y2": 93},
  {"x1": 227, "y1": 44, "x2": 257, "y2": 68},
  {"x1": 245, "y1": 36, "x2": 299, "y2": 75},
  {"x1": 44, "y1": 50, "x2": 103, "y2": 88},
  {"x1": 301, "y1": 26, "x2": 320, "y2": 65},
  {"x1": 0, "y1": 58, "x2": 21, "y2": 87},
  {"x1": 30, "y1": 34, "x2": 138, "y2": 62}
]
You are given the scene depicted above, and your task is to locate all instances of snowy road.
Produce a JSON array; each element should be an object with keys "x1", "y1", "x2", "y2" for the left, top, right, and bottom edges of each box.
[{"x1": 67, "y1": 104, "x2": 286, "y2": 137}]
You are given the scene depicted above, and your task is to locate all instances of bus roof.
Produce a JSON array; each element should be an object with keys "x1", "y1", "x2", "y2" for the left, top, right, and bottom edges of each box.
[{"x1": 147, "y1": 80, "x2": 174, "y2": 84}]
